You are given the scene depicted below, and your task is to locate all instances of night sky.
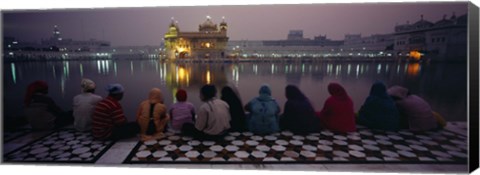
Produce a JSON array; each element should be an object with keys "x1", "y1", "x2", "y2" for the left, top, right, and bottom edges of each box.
[{"x1": 2, "y1": 2, "x2": 468, "y2": 46}]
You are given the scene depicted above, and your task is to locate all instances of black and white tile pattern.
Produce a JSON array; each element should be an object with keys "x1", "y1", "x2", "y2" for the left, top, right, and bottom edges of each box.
[
  {"x1": 4, "y1": 130, "x2": 114, "y2": 163},
  {"x1": 124, "y1": 127, "x2": 468, "y2": 164}
]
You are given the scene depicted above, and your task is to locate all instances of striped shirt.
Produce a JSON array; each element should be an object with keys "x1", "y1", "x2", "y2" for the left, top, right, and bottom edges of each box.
[{"x1": 92, "y1": 96, "x2": 127, "y2": 140}]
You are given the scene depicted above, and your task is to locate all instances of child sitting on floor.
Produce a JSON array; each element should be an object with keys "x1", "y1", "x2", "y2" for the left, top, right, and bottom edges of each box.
[{"x1": 169, "y1": 89, "x2": 196, "y2": 133}]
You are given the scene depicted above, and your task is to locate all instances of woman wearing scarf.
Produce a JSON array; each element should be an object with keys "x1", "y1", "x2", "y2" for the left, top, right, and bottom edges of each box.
[
  {"x1": 221, "y1": 85, "x2": 246, "y2": 132},
  {"x1": 245, "y1": 85, "x2": 281, "y2": 135},
  {"x1": 136, "y1": 88, "x2": 170, "y2": 141},
  {"x1": 280, "y1": 85, "x2": 320, "y2": 134},
  {"x1": 24, "y1": 80, "x2": 71, "y2": 130},
  {"x1": 387, "y1": 85, "x2": 438, "y2": 131},
  {"x1": 317, "y1": 82, "x2": 356, "y2": 133},
  {"x1": 357, "y1": 81, "x2": 400, "y2": 131}
]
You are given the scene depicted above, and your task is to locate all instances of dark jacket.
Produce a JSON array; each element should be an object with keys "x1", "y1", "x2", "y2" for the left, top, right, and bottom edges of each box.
[
  {"x1": 357, "y1": 81, "x2": 400, "y2": 131},
  {"x1": 221, "y1": 86, "x2": 246, "y2": 132},
  {"x1": 280, "y1": 85, "x2": 320, "y2": 134}
]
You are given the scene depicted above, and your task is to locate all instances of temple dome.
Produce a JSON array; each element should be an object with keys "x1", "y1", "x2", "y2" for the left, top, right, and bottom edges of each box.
[
  {"x1": 413, "y1": 20, "x2": 433, "y2": 26},
  {"x1": 413, "y1": 15, "x2": 433, "y2": 29},
  {"x1": 199, "y1": 16, "x2": 218, "y2": 32},
  {"x1": 201, "y1": 19, "x2": 215, "y2": 27}
]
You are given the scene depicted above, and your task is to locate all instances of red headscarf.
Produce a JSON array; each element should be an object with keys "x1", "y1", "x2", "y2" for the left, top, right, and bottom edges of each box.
[
  {"x1": 24, "y1": 80, "x2": 48, "y2": 106},
  {"x1": 318, "y1": 82, "x2": 356, "y2": 133},
  {"x1": 176, "y1": 89, "x2": 187, "y2": 102},
  {"x1": 328, "y1": 82, "x2": 350, "y2": 100}
]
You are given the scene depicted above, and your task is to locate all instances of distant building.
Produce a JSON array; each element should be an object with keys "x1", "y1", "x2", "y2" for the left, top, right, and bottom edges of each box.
[
  {"x1": 163, "y1": 16, "x2": 229, "y2": 59},
  {"x1": 225, "y1": 13, "x2": 466, "y2": 60},
  {"x1": 41, "y1": 25, "x2": 111, "y2": 52},
  {"x1": 227, "y1": 39, "x2": 341, "y2": 58},
  {"x1": 394, "y1": 13, "x2": 467, "y2": 60},
  {"x1": 226, "y1": 30, "x2": 345, "y2": 58},
  {"x1": 3, "y1": 36, "x2": 43, "y2": 51},
  {"x1": 340, "y1": 33, "x2": 395, "y2": 57},
  {"x1": 109, "y1": 45, "x2": 160, "y2": 58},
  {"x1": 287, "y1": 30, "x2": 306, "y2": 40},
  {"x1": 263, "y1": 30, "x2": 343, "y2": 47}
]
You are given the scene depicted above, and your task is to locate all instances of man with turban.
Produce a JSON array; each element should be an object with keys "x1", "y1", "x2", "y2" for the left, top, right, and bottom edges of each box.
[
  {"x1": 24, "y1": 80, "x2": 71, "y2": 130},
  {"x1": 73, "y1": 78, "x2": 103, "y2": 132}
]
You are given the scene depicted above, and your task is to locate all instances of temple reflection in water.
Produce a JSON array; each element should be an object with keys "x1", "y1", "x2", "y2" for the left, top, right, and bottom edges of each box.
[{"x1": 162, "y1": 63, "x2": 228, "y2": 103}]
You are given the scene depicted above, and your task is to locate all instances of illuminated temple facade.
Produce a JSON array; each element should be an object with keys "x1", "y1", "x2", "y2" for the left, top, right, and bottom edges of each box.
[{"x1": 164, "y1": 16, "x2": 229, "y2": 59}]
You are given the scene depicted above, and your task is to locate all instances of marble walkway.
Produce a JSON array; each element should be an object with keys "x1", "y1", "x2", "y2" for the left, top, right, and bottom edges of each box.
[{"x1": 2, "y1": 122, "x2": 469, "y2": 174}]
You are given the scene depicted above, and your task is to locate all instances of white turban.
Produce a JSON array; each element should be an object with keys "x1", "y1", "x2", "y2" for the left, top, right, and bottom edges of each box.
[{"x1": 81, "y1": 78, "x2": 96, "y2": 92}]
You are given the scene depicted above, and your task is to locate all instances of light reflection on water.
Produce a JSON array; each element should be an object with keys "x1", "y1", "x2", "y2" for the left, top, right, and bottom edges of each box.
[
  {"x1": 10, "y1": 63, "x2": 16, "y2": 84},
  {"x1": 4, "y1": 59, "x2": 467, "y2": 122}
]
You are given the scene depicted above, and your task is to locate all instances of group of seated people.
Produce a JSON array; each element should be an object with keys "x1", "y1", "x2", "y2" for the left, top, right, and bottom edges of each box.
[{"x1": 23, "y1": 79, "x2": 446, "y2": 141}]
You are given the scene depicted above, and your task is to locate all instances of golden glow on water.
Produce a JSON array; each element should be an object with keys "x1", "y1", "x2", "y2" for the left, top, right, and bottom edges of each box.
[
  {"x1": 179, "y1": 66, "x2": 189, "y2": 85},
  {"x1": 172, "y1": 87, "x2": 178, "y2": 103},
  {"x1": 407, "y1": 63, "x2": 421, "y2": 76},
  {"x1": 206, "y1": 70, "x2": 211, "y2": 84},
  {"x1": 178, "y1": 67, "x2": 186, "y2": 79}
]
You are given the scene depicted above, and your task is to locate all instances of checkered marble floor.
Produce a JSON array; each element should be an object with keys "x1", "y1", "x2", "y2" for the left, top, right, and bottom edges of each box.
[
  {"x1": 124, "y1": 125, "x2": 468, "y2": 164},
  {"x1": 3, "y1": 129, "x2": 114, "y2": 163},
  {"x1": 445, "y1": 122, "x2": 467, "y2": 136}
]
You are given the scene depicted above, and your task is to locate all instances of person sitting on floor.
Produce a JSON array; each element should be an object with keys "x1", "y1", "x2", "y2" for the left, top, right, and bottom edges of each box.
[
  {"x1": 387, "y1": 85, "x2": 439, "y2": 131},
  {"x1": 136, "y1": 88, "x2": 170, "y2": 141},
  {"x1": 169, "y1": 89, "x2": 196, "y2": 133},
  {"x1": 182, "y1": 85, "x2": 231, "y2": 140},
  {"x1": 92, "y1": 83, "x2": 139, "y2": 140},
  {"x1": 245, "y1": 84, "x2": 281, "y2": 135},
  {"x1": 317, "y1": 82, "x2": 356, "y2": 133},
  {"x1": 73, "y1": 78, "x2": 102, "y2": 132},
  {"x1": 280, "y1": 85, "x2": 321, "y2": 134},
  {"x1": 357, "y1": 81, "x2": 400, "y2": 131},
  {"x1": 24, "y1": 80, "x2": 73, "y2": 130},
  {"x1": 221, "y1": 85, "x2": 247, "y2": 132}
]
